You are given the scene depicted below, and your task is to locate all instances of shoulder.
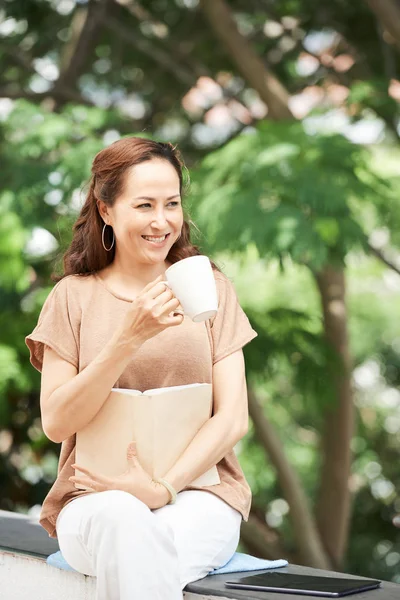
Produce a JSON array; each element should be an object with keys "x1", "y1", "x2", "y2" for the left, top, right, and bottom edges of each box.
[
  {"x1": 45, "y1": 274, "x2": 98, "y2": 316},
  {"x1": 51, "y1": 273, "x2": 97, "y2": 297},
  {"x1": 40, "y1": 274, "x2": 101, "y2": 327},
  {"x1": 213, "y1": 269, "x2": 231, "y2": 287},
  {"x1": 211, "y1": 270, "x2": 241, "y2": 319},
  {"x1": 213, "y1": 269, "x2": 236, "y2": 297}
]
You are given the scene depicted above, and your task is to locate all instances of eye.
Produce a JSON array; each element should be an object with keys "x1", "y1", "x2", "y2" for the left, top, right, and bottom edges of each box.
[{"x1": 135, "y1": 200, "x2": 180, "y2": 208}]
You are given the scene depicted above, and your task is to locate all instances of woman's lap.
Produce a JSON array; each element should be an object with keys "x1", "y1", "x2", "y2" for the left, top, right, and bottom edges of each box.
[
  {"x1": 153, "y1": 490, "x2": 241, "y2": 587},
  {"x1": 56, "y1": 489, "x2": 241, "y2": 589}
]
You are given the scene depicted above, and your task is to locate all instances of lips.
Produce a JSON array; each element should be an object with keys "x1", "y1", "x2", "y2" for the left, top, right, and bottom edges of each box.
[{"x1": 141, "y1": 233, "x2": 170, "y2": 244}]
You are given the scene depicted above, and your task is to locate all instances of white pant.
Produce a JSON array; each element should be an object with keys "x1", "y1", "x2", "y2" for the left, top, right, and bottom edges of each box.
[{"x1": 56, "y1": 489, "x2": 242, "y2": 600}]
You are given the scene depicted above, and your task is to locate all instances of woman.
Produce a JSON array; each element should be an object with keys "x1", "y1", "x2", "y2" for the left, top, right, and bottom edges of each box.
[{"x1": 25, "y1": 137, "x2": 257, "y2": 600}]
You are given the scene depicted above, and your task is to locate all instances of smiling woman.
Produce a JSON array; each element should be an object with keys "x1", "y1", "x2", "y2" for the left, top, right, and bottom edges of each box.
[{"x1": 25, "y1": 136, "x2": 258, "y2": 600}]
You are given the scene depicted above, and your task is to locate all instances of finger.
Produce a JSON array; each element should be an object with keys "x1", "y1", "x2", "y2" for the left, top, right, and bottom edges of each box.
[
  {"x1": 161, "y1": 297, "x2": 181, "y2": 314},
  {"x1": 127, "y1": 441, "x2": 139, "y2": 465},
  {"x1": 141, "y1": 274, "x2": 164, "y2": 294},
  {"x1": 72, "y1": 463, "x2": 96, "y2": 477},
  {"x1": 69, "y1": 476, "x2": 100, "y2": 492},
  {"x1": 153, "y1": 286, "x2": 175, "y2": 306},
  {"x1": 72, "y1": 464, "x2": 109, "y2": 484},
  {"x1": 141, "y1": 278, "x2": 170, "y2": 301},
  {"x1": 146, "y1": 282, "x2": 173, "y2": 302},
  {"x1": 152, "y1": 296, "x2": 180, "y2": 318},
  {"x1": 163, "y1": 312, "x2": 184, "y2": 327},
  {"x1": 71, "y1": 473, "x2": 110, "y2": 492},
  {"x1": 127, "y1": 441, "x2": 136, "y2": 455}
]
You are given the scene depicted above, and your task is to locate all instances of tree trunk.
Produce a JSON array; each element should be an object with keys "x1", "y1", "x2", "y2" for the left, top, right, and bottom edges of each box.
[
  {"x1": 197, "y1": 0, "x2": 354, "y2": 565},
  {"x1": 365, "y1": 0, "x2": 400, "y2": 53},
  {"x1": 54, "y1": 0, "x2": 112, "y2": 106},
  {"x1": 240, "y1": 511, "x2": 297, "y2": 563},
  {"x1": 199, "y1": 0, "x2": 292, "y2": 120},
  {"x1": 314, "y1": 266, "x2": 354, "y2": 568},
  {"x1": 248, "y1": 387, "x2": 331, "y2": 569}
]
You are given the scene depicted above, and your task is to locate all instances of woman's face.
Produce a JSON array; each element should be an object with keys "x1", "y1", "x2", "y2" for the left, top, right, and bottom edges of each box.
[{"x1": 102, "y1": 158, "x2": 184, "y2": 266}]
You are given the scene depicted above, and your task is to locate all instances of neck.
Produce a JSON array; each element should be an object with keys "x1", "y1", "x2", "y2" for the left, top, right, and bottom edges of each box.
[{"x1": 107, "y1": 250, "x2": 170, "y2": 287}]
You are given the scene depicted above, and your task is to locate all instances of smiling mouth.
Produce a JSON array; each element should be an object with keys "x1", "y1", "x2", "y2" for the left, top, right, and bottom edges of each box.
[{"x1": 141, "y1": 233, "x2": 170, "y2": 243}]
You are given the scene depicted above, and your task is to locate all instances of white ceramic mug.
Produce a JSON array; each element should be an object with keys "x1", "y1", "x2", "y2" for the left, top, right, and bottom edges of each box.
[{"x1": 165, "y1": 255, "x2": 218, "y2": 323}]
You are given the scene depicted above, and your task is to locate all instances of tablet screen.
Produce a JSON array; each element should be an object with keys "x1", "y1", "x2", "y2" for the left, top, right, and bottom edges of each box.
[{"x1": 225, "y1": 572, "x2": 381, "y2": 597}]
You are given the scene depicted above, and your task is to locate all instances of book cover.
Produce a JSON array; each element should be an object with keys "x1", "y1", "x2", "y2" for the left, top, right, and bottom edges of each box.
[{"x1": 75, "y1": 383, "x2": 221, "y2": 490}]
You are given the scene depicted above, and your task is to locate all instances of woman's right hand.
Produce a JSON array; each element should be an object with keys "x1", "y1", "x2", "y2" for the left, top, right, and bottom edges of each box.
[{"x1": 116, "y1": 274, "x2": 184, "y2": 346}]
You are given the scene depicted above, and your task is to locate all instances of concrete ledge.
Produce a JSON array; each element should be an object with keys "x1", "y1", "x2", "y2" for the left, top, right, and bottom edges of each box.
[
  {"x1": 1, "y1": 550, "x2": 96, "y2": 600},
  {"x1": 0, "y1": 550, "x2": 220, "y2": 600},
  {"x1": 1, "y1": 509, "x2": 399, "y2": 599}
]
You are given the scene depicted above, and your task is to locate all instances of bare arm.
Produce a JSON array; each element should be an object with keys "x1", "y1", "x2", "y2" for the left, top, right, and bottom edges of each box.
[
  {"x1": 40, "y1": 276, "x2": 182, "y2": 443},
  {"x1": 161, "y1": 349, "x2": 249, "y2": 493},
  {"x1": 41, "y1": 333, "x2": 139, "y2": 443}
]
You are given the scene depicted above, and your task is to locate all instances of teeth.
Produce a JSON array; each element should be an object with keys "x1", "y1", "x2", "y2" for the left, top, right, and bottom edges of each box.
[{"x1": 143, "y1": 235, "x2": 167, "y2": 242}]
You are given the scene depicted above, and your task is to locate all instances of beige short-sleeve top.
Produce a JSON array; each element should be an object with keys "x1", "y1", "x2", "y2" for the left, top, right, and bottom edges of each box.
[{"x1": 25, "y1": 269, "x2": 257, "y2": 538}]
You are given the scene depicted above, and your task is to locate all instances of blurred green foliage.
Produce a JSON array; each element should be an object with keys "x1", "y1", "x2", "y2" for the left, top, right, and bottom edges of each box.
[
  {"x1": 0, "y1": 0, "x2": 399, "y2": 584},
  {"x1": 0, "y1": 101, "x2": 398, "y2": 580}
]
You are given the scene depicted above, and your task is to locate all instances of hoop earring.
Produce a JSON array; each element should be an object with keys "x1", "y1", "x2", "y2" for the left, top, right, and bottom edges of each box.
[{"x1": 102, "y1": 223, "x2": 115, "y2": 251}]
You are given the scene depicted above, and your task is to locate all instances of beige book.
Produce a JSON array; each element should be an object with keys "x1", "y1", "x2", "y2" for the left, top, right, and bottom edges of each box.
[{"x1": 75, "y1": 383, "x2": 220, "y2": 490}]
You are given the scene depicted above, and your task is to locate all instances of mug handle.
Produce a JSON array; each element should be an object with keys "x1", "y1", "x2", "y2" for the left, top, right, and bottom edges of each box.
[{"x1": 162, "y1": 281, "x2": 185, "y2": 317}]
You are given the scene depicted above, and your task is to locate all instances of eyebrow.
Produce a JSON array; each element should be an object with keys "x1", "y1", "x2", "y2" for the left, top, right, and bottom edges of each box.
[{"x1": 134, "y1": 194, "x2": 181, "y2": 201}]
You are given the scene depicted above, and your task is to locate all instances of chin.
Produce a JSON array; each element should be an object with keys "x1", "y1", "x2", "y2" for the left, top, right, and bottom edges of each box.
[{"x1": 145, "y1": 254, "x2": 169, "y2": 264}]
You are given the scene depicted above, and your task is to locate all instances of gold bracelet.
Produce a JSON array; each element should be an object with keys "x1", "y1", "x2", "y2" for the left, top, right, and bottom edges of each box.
[{"x1": 154, "y1": 478, "x2": 177, "y2": 504}]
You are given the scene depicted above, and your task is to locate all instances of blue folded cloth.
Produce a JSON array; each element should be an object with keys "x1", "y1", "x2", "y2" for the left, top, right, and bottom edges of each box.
[
  {"x1": 47, "y1": 550, "x2": 288, "y2": 575},
  {"x1": 47, "y1": 551, "x2": 76, "y2": 572},
  {"x1": 210, "y1": 552, "x2": 288, "y2": 575}
]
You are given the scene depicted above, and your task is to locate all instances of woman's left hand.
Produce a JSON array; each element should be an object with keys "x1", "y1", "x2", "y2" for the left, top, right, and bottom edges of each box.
[{"x1": 69, "y1": 441, "x2": 170, "y2": 510}]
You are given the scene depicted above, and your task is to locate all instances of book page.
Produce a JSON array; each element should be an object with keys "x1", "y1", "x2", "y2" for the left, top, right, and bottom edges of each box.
[
  {"x1": 111, "y1": 388, "x2": 142, "y2": 396},
  {"x1": 143, "y1": 383, "x2": 208, "y2": 396}
]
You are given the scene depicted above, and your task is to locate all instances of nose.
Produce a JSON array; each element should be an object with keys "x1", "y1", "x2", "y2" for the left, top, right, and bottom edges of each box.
[{"x1": 151, "y1": 208, "x2": 168, "y2": 229}]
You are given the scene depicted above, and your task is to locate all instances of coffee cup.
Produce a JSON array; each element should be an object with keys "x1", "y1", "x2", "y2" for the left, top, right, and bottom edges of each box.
[{"x1": 164, "y1": 255, "x2": 218, "y2": 323}]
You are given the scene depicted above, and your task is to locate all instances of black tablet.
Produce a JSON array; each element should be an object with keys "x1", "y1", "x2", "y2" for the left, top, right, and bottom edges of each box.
[{"x1": 225, "y1": 571, "x2": 381, "y2": 597}]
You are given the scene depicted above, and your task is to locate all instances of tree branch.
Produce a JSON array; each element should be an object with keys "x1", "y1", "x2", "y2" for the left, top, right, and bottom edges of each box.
[
  {"x1": 0, "y1": 86, "x2": 94, "y2": 106},
  {"x1": 58, "y1": 6, "x2": 89, "y2": 76},
  {"x1": 0, "y1": 37, "x2": 95, "y2": 107},
  {"x1": 376, "y1": 21, "x2": 398, "y2": 80},
  {"x1": 240, "y1": 511, "x2": 297, "y2": 562},
  {"x1": 365, "y1": 0, "x2": 400, "y2": 53},
  {"x1": 368, "y1": 242, "x2": 400, "y2": 275},
  {"x1": 54, "y1": 0, "x2": 112, "y2": 99},
  {"x1": 102, "y1": 15, "x2": 196, "y2": 87},
  {"x1": 2, "y1": 46, "x2": 37, "y2": 75},
  {"x1": 101, "y1": 11, "x2": 261, "y2": 148},
  {"x1": 247, "y1": 386, "x2": 331, "y2": 569},
  {"x1": 113, "y1": 0, "x2": 210, "y2": 79},
  {"x1": 199, "y1": 0, "x2": 293, "y2": 120}
]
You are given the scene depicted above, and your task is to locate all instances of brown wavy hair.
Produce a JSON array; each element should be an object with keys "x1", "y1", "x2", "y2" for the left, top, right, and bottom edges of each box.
[{"x1": 52, "y1": 136, "x2": 219, "y2": 282}]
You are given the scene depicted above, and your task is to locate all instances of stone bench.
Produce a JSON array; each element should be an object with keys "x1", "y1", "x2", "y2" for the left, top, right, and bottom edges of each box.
[{"x1": 1, "y1": 509, "x2": 399, "y2": 599}]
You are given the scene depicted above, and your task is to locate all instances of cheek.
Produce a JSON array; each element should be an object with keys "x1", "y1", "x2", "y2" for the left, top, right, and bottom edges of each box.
[
  {"x1": 173, "y1": 209, "x2": 184, "y2": 226},
  {"x1": 125, "y1": 215, "x2": 146, "y2": 234}
]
